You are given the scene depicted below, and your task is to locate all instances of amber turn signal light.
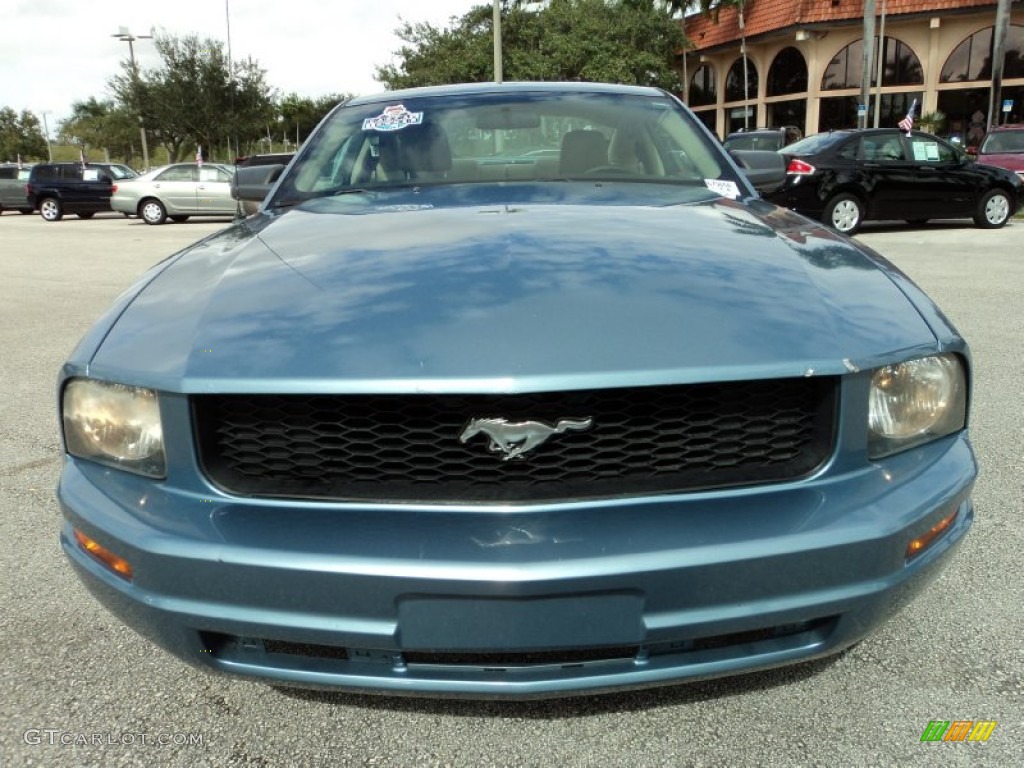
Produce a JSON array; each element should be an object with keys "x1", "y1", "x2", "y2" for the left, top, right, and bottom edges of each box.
[
  {"x1": 906, "y1": 509, "x2": 958, "y2": 560},
  {"x1": 73, "y1": 529, "x2": 134, "y2": 581}
]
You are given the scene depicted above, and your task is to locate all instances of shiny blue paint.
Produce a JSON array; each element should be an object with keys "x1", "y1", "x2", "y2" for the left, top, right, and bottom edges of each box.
[
  {"x1": 58, "y1": 82, "x2": 977, "y2": 698},
  {"x1": 82, "y1": 184, "x2": 939, "y2": 394}
]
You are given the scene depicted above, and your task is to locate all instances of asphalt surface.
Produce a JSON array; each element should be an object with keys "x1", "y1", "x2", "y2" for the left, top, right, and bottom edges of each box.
[{"x1": 0, "y1": 210, "x2": 1021, "y2": 767}]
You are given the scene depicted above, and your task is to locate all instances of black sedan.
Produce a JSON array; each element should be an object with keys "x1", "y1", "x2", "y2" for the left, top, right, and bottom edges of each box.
[{"x1": 766, "y1": 128, "x2": 1023, "y2": 235}]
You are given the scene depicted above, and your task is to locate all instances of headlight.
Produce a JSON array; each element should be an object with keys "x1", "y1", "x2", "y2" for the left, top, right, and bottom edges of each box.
[
  {"x1": 62, "y1": 379, "x2": 165, "y2": 477},
  {"x1": 868, "y1": 354, "x2": 967, "y2": 458}
]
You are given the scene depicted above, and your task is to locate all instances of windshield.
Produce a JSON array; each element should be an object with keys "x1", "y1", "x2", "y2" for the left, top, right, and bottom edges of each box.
[
  {"x1": 979, "y1": 129, "x2": 1024, "y2": 154},
  {"x1": 272, "y1": 90, "x2": 733, "y2": 206}
]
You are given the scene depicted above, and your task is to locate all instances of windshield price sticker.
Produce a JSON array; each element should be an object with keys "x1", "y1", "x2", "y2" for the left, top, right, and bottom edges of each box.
[
  {"x1": 704, "y1": 179, "x2": 741, "y2": 199},
  {"x1": 363, "y1": 105, "x2": 424, "y2": 132}
]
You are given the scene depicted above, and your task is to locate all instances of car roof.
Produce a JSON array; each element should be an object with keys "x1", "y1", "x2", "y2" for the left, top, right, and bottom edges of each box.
[{"x1": 346, "y1": 80, "x2": 666, "y2": 107}]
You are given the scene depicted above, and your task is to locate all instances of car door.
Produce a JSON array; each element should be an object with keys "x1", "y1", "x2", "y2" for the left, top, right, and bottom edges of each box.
[
  {"x1": 856, "y1": 132, "x2": 926, "y2": 220},
  {"x1": 902, "y1": 133, "x2": 976, "y2": 218},
  {"x1": 196, "y1": 165, "x2": 236, "y2": 214},
  {"x1": 73, "y1": 165, "x2": 111, "y2": 212},
  {"x1": 152, "y1": 164, "x2": 200, "y2": 213}
]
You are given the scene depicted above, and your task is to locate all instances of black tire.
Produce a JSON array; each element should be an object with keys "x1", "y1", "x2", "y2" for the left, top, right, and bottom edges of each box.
[
  {"x1": 973, "y1": 189, "x2": 1011, "y2": 229},
  {"x1": 77, "y1": 211, "x2": 95, "y2": 219},
  {"x1": 822, "y1": 193, "x2": 864, "y2": 235},
  {"x1": 38, "y1": 197, "x2": 63, "y2": 222},
  {"x1": 169, "y1": 215, "x2": 190, "y2": 223},
  {"x1": 140, "y1": 198, "x2": 167, "y2": 225}
]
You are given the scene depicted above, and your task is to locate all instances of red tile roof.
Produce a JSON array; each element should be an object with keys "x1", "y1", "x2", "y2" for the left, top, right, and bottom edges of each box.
[{"x1": 684, "y1": 0, "x2": 1001, "y2": 52}]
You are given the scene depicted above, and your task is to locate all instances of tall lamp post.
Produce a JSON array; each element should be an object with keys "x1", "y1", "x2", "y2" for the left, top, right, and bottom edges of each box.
[
  {"x1": 112, "y1": 26, "x2": 153, "y2": 170},
  {"x1": 40, "y1": 111, "x2": 53, "y2": 161}
]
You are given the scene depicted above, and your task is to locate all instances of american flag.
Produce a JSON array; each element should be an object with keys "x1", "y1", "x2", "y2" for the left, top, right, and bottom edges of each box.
[
  {"x1": 80, "y1": 146, "x2": 88, "y2": 168},
  {"x1": 196, "y1": 145, "x2": 203, "y2": 166},
  {"x1": 898, "y1": 100, "x2": 917, "y2": 134}
]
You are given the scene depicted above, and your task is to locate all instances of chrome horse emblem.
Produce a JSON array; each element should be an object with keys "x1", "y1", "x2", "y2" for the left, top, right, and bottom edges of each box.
[{"x1": 459, "y1": 417, "x2": 593, "y2": 461}]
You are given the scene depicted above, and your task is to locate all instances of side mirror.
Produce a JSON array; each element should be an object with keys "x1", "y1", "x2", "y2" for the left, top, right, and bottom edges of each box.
[
  {"x1": 729, "y1": 149, "x2": 786, "y2": 194},
  {"x1": 232, "y1": 164, "x2": 286, "y2": 202}
]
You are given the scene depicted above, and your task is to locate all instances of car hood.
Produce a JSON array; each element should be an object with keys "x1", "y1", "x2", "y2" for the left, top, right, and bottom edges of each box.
[{"x1": 86, "y1": 192, "x2": 939, "y2": 393}]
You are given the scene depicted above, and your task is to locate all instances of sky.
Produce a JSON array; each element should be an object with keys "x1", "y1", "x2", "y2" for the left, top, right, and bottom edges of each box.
[{"x1": 0, "y1": 0, "x2": 480, "y2": 132}]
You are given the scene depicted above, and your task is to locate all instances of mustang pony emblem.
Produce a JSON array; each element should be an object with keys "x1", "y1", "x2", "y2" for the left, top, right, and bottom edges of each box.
[{"x1": 459, "y1": 417, "x2": 593, "y2": 461}]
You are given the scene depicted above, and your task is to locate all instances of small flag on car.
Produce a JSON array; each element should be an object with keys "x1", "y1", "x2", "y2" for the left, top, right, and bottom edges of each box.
[
  {"x1": 80, "y1": 146, "x2": 88, "y2": 168},
  {"x1": 196, "y1": 145, "x2": 203, "y2": 166},
  {"x1": 898, "y1": 100, "x2": 917, "y2": 134}
]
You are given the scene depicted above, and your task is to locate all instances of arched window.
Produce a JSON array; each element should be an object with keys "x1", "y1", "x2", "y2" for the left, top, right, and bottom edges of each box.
[
  {"x1": 767, "y1": 47, "x2": 808, "y2": 96},
  {"x1": 689, "y1": 64, "x2": 717, "y2": 107},
  {"x1": 941, "y1": 25, "x2": 1024, "y2": 82},
  {"x1": 822, "y1": 37, "x2": 922, "y2": 90},
  {"x1": 725, "y1": 57, "x2": 758, "y2": 102}
]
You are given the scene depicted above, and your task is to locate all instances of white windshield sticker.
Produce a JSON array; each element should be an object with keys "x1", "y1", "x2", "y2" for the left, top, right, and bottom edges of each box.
[
  {"x1": 704, "y1": 179, "x2": 741, "y2": 199},
  {"x1": 362, "y1": 104, "x2": 424, "y2": 132}
]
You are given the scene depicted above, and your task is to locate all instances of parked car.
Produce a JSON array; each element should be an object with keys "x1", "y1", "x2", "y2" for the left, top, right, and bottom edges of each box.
[
  {"x1": 971, "y1": 124, "x2": 1024, "y2": 179},
  {"x1": 60, "y1": 82, "x2": 975, "y2": 700},
  {"x1": 92, "y1": 163, "x2": 140, "y2": 181},
  {"x1": 722, "y1": 125, "x2": 802, "y2": 152},
  {"x1": 0, "y1": 163, "x2": 34, "y2": 214},
  {"x1": 25, "y1": 162, "x2": 127, "y2": 221},
  {"x1": 766, "y1": 128, "x2": 1023, "y2": 234},
  {"x1": 110, "y1": 162, "x2": 236, "y2": 224},
  {"x1": 233, "y1": 153, "x2": 295, "y2": 215}
]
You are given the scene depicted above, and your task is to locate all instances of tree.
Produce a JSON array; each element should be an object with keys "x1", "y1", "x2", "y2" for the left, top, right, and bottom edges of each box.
[
  {"x1": 0, "y1": 107, "x2": 48, "y2": 162},
  {"x1": 109, "y1": 33, "x2": 277, "y2": 163},
  {"x1": 276, "y1": 92, "x2": 349, "y2": 149},
  {"x1": 58, "y1": 98, "x2": 141, "y2": 164},
  {"x1": 375, "y1": 0, "x2": 687, "y2": 92}
]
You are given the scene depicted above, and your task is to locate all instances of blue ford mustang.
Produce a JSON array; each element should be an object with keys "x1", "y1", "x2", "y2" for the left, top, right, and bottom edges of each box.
[{"x1": 58, "y1": 82, "x2": 975, "y2": 699}]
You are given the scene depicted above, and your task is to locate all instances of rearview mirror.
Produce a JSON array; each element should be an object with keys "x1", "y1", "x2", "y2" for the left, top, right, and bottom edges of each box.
[
  {"x1": 728, "y1": 149, "x2": 786, "y2": 194},
  {"x1": 232, "y1": 164, "x2": 286, "y2": 202}
]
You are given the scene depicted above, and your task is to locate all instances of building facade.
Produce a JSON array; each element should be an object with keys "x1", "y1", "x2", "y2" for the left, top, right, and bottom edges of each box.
[{"x1": 681, "y1": 0, "x2": 1024, "y2": 144}]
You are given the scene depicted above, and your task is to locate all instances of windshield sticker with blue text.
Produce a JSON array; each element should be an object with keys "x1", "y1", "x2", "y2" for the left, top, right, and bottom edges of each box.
[
  {"x1": 363, "y1": 105, "x2": 424, "y2": 132},
  {"x1": 705, "y1": 179, "x2": 741, "y2": 199}
]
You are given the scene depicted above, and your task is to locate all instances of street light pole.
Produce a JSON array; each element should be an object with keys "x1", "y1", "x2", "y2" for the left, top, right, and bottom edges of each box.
[
  {"x1": 493, "y1": 0, "x2": 503, "y2": 84},
  {"x1": 40, "y1": 111, "x2": 53, "y2": 161},
  {"x1": 112, "y1": 26, "x2": 153, "y2": 170}
]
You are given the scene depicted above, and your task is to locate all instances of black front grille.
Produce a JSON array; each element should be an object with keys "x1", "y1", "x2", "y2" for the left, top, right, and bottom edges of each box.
[{"x1": 192, "y1": 379, "x2": 837, "y2": 503}]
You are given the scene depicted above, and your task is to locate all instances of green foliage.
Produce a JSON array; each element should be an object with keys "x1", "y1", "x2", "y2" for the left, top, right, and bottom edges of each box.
[
  {"x1": 58, "y1": 98, "x2": 143, "y2": 165},
  {"x1": 376, "y1": 0, "x2": 687, "y2": 92},
  {"x1": 0, "y1": 107, "x2": 48, "y2": 162},
  {"x1": 277, "y1": 93, "x2": 350, "y2": 147},
  {"x1": 108, "y1": 33, "x2": 278, "y2": 163},
  {"x1": 917, "y1": 110, "x2": 948, "y2": 136}
]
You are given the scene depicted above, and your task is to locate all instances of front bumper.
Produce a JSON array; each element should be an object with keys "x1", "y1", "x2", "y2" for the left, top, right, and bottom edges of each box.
[{"x1": 59, "y1": 433, "x2": 975, "y2": 699}]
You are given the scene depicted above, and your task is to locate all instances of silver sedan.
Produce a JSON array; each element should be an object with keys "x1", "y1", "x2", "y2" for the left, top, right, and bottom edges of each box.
[{"x1": 111, "y1": 162, "x2": 238, "y2": 224}]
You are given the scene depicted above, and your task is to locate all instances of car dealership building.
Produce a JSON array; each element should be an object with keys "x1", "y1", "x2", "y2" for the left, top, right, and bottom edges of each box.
[{"x1": 680, "y1": 0, "x2": 1024, "y2": 143}]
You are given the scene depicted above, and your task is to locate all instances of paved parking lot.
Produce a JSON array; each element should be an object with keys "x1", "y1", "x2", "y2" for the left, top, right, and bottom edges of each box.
[{"x1": 1, "y1": 211, "x2": 1021, "y2": 767}]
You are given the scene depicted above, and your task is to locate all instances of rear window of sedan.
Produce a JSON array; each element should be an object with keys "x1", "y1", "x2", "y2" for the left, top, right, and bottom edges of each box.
[
  {"x1": 783, "y1": 132, "x2": 850, "y2": 156},
  {"x1": 275, "y1": 90, "x2": 731, "y2": 204}
]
